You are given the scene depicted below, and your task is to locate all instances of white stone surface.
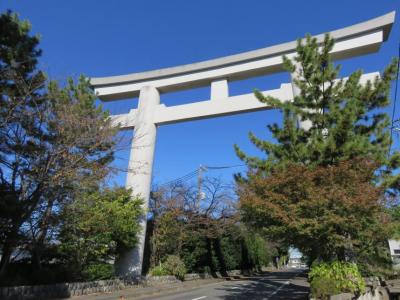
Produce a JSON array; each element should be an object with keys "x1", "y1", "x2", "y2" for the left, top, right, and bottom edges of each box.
[
  {"x1": 211, "y1": 79, "x2": 228, "y2": 101},
  {"x1": 111, "y1": 72, "x2": 379, "y2": 130},
  {"x1": 93, "y1": 31, "x2": 382, "y2": 100},
  {"x1": 91, "y1": 12, "x2": 394, "y2": 100},
  {"x1": 114, "y1": 86, "x2": 159, "y2": 277}
]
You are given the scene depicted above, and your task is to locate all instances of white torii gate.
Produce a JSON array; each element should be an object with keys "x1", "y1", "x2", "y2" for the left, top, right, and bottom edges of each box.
[{"x1": 90, "y1": 11, "x2": 395, "y2": 277}]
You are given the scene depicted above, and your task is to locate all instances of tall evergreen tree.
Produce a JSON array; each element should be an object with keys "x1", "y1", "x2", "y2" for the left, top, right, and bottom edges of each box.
[
  {"x1": 0, "y1": 10, "x2": 45, "y2": 277},
  {"x1": 235, "y1": 34, "x2": 399, "y2": 271},
  {"x1": 0, "y1": 11, "x2": 117, "y2": 277},
  {"x1": 235, "y1": 34, "x2": 399, "y2": 185}
]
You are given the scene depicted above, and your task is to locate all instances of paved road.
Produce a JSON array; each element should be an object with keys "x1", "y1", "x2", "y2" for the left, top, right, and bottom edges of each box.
[{"x1": 139, "y1": 268, "x2": 309, "y2": 300}]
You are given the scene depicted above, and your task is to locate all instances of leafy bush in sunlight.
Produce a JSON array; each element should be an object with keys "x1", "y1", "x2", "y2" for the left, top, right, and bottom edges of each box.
[
  {"x1": 164, "y1": 255, "x2": 187, "y2": 280},
  {"x1": 150, "y1": 265, "x2": 169, "y2": 277},
  {"x1": 310, "y1": 261, "x2": 365, "y2": 299}
]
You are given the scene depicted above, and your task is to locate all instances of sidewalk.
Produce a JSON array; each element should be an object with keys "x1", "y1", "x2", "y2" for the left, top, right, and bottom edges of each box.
[{"x1": 59, "y1": 278, "x2": 225, "y2": 300}]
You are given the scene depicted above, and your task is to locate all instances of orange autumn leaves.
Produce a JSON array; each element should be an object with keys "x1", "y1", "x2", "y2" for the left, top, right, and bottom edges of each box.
[{"x1": 238, "y1": 159, "x2": 389, "y2": 261}]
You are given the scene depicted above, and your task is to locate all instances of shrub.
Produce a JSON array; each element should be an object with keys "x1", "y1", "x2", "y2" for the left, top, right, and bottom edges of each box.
[
  {"x1": 164, "y1": 255, "x2": 187, "y2": 280},
  {"x1": 202, "y1": 265, "x2": 212, "y2": 274},
  {"x1": 181, "y1": 235, "x2": 208, "y2": 273},
  {"x1": 150, "y1": 265, "x2": 169, "y2": 276},
  {"x1": 245, "y1": 232, "x2": 271, "y2": 270},
  {"x1": 81, "y1": 263, "x2": 114, "y2": 281},
  {"x1": 311, "y1": 277, "x2": 340, "y2": 300},
  {"x1": 309, "y1": 261, "x2": 365, "y2": 299}
]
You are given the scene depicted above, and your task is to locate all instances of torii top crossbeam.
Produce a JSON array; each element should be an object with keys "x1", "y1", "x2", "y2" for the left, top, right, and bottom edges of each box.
[
  {"x1": 91, "y1": 11, "x2": 394, "y2": 101},
  {"x1": 89, "y1": 11, "x2": 395, "y2": 277}
]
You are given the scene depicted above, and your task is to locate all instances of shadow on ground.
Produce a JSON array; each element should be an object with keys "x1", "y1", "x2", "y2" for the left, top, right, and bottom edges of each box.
[{"x1": 217, "y1": 271, "x2": 309, "y2": 300}]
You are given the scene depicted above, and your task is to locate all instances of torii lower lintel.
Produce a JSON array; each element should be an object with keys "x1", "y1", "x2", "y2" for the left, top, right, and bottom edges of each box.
[{"x1": 111, "y1": 72, "x2": 379, "y2": 129}]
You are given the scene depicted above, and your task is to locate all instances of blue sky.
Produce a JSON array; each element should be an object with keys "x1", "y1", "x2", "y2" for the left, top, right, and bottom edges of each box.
[{"x1": 1, "y1": 1, "x2": 399, "y2": 187}]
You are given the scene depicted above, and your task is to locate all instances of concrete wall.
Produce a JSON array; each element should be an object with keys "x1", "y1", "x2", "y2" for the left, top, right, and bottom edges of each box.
[{"x1": 0, "y1": 279, "x2": 130, "y2": 300}]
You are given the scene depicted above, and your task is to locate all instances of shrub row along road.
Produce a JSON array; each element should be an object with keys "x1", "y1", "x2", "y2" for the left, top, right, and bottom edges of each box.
[{"x1": 139, "y1": 268, "x2": 309, "y2": 300}]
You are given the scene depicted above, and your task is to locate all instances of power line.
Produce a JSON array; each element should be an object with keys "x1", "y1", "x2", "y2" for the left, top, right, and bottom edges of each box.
[
  {"x1": 157, "y1": 163, "x2": 246, "y2": 187},
  {"x1": 158, "y1": 169, "x2": 199, "y2": 187},
  {"x1": 205, "y1": 164, "x2": 245, "y2": 170}
]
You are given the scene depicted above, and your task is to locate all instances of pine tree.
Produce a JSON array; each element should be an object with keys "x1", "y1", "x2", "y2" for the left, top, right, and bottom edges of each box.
[
  {"x1": 0, "y1": 10, "x2": 45, "y2": 277},
  {"x1": 235, "y1": 34, "x2": 399, "y2": 271},
  {"x1": 235, "y1": 34, "x2": 399, "y2": 183},
  {"x1": 0, "y1": 11, "x2": 117, "y2": 277}
]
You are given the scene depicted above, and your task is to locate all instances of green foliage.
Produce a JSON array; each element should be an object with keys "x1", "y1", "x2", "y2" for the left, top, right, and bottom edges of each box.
[
  {"x1": 81, "y1": 263, "x2": 114, "y2": 281},
  {"x1": 149, "y1": 256, "x2": 187, "y2": 280},
  {"x1": 0, "y1": 9, "x2": 118, "y2": 280},
  {"x1": 310, "y1": 277, "x2": 340, "y2": 300},
  {"x1": 181, "y1": 234, "x2": 209, "y2": 272},
  {"x1": 202, "y1": 266, "x2": 212, "y2": 274},
  {"x1": 163, "y1": 255, "x2": 187, "y2": 280},
  {"x1": 59, "y1": 188, "x2": 143, "y2": 277},
  {"x1": 151, "y1": 211, "x2": 185, "y2": 264},
  {"x1": 0, "y1": 262, "x2": 70, "y2": 286},
  {"x1": 0, "y1": 10, "x2": 45, "y2": 277},
  {"x1": 235, "y1": 33, "x2": 398, "y2": 186},
  {"x1": 277, "y1": 255, "x2": 288, "y2": 269},
  {"x1": 388, "y1": 206, "x2": 400, "y2": 239},
  {"x1": 150, "y1": 217, "x2": 271, "y2": 274},
  {"x1": 150, "y1": 265, "x2": 169, "y2": 276},
  {"x1": 149, "y1": 180, "x2": 272, "y2": 274},
  {"x1": 309, "y1": 261, "x2": 365, "y2": 299},
  {"x1": 235, "y1": 33, "x2": 398, "y2": 273},
  {"x1": 219, "y1": 235, "x2": 242, "y2": 271},
  {"x1": 244, "y1": 232, "x2": 271, "y2": 270},
  {"x1": 239, "y1": 159, "x2": 391, "y2": 270},
  {"x1": 0, "y1": 10, "x2": 41, "y2": 82}
]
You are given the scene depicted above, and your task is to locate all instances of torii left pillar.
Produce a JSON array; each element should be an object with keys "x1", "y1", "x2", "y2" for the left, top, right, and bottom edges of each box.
[{"x1": 115, "y1": 86, "x2": 159, "y2": 277}]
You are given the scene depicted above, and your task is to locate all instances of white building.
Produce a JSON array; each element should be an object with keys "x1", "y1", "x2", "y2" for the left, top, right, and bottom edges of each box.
[
  {"x1": 388, "y1": 239, "x2": 400, "y2": 267},
  {"x1": 288, "y1": 248, "x2": 306, "y2": 268}
]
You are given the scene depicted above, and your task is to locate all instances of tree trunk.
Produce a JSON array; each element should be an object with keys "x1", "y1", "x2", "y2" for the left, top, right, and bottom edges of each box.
[
  {"x1": 213, "y1": 238, "x2": 228, "y2": 276},
  {"x1": 30, "y1": 199, "x2": 55, "y2": 269},
  {"x1": 206, "y1": 237, "x2": 216, "y2": 275},
  {"x1": 0, "y1": 211, "x2": 28, "y2": 278},
  {"x1": 240, "y1": 238, "x2": 251, "y2": 270},
  {"x1": 0, "y1": 188, "x2": 44, "y2": 278},
  {"x1": 0, "y1": 232, "x2": 18, "y2": 278}
]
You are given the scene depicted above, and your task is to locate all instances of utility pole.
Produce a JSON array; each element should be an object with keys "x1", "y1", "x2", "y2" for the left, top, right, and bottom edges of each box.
[
  {"x1": 197, "y1": 165, "x2": 207, "y2": 210},
  {"x1": 197, "y1": 165, "x2": 202, "y2": 210}
]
